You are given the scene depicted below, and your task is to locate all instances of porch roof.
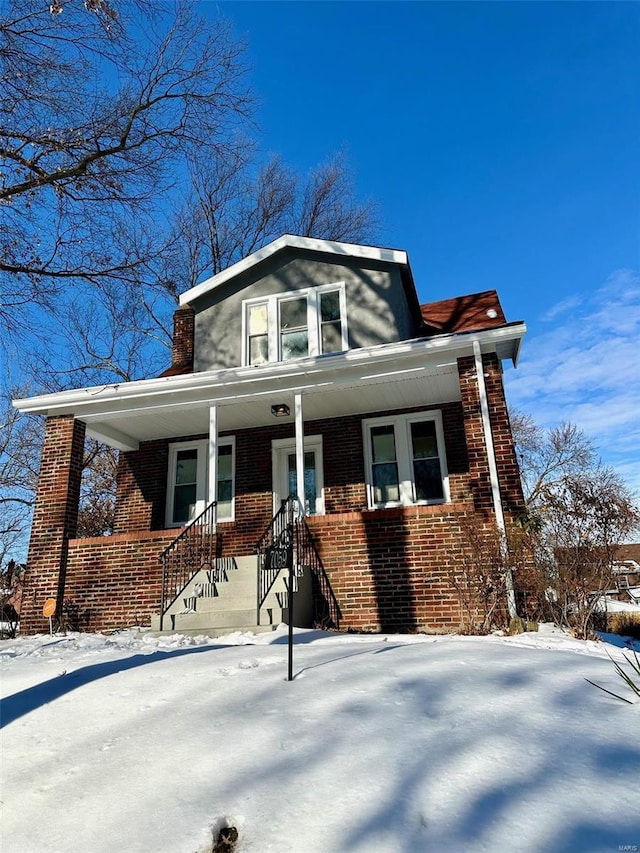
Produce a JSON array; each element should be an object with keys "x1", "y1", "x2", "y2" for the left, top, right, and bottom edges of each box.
[{"x1": 13, "y1": 323, "x2": 525, "y2": 452}]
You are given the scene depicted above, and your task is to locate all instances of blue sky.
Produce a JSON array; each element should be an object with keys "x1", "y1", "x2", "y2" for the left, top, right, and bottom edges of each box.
[{"x1": 208, "y1": 0, "x2": 640, "y2": 494}]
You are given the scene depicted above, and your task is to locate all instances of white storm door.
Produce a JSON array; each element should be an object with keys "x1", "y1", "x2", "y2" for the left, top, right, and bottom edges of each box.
[{"x1": 272, "y1": 437, "x2": 324, "y2": 516}]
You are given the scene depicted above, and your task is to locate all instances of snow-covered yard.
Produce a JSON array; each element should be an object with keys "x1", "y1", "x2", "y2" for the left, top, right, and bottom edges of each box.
[{"x1": 1, "y1": 625, "x2": 639, "y2": 853}]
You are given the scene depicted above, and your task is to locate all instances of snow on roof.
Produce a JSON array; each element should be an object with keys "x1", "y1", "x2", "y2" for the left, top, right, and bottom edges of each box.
[
  {"x1": 597, "y1": 596, "x2": 640, "y2": 613},
  {"x1": 613, "y1": 559, "x2": 640, "y2": 573}
]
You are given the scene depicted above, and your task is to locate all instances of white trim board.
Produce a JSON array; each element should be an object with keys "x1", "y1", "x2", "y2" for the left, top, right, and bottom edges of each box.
[{"x1": 179, "y1": 235, "x2": 409, "y2": 306}]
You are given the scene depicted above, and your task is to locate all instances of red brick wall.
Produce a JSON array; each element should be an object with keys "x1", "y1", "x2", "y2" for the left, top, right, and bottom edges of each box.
[
  {"x1": 307, "y1": 505, "x2": 477, "y2": 632},
  {"x1": 457, "y1": 353, "x2": 524, "y2": 517},
  {"x1": 21, "y1": 362, "x2": 524, "y2": 635},
  {"x1": 21, "y1": 416, "x2": 86, "y2": 634},
  {"x1": 482, "y1": 353, "x2": 525, "y2": 514},
  {"x1": 62, "y1": 530, "x2": 177, "y2": 632},
  {"x1": 59, "y1": 503, "x2": 508, "y2": 635},
  {"x1": 113, "y1": 439, "x2": 168, "y2": 533}
]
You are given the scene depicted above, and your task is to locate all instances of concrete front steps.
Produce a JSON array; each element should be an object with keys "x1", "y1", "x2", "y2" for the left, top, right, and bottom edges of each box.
[{"x1": 150, "y1": 554, "x2": 312, "y2": 637}]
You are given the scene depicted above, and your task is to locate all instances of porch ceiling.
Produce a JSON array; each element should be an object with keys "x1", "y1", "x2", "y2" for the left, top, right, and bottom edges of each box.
[
  {"x1": 14, "y1": 323, "x2": 526, "y2": 451},
  {"x1": 83, "y1": 363, "x2": 461, "y2": 447}
]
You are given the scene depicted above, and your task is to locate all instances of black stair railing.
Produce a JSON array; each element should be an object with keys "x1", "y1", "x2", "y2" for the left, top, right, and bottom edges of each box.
[
  {"x1": 159, "y1": 501, "x2": 217, "y2": 630},
  {"x1": 255, "y1": 497, "x2": 295, "y2": 622},
  {"x1": 294, "y1": 514, "x2": 341, "y2": 630},
  {"x1": 255, "y1": 497, "x2": 341, "y2": 630}
]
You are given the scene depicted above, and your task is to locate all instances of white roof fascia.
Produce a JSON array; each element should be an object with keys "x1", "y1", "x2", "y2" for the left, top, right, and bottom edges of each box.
[
  {"x1": 178, "y1": 234, "x2": 409, "y2": 306},
  {"x1": 13, "y1": 323, "x2": 526, "y2": 418}
]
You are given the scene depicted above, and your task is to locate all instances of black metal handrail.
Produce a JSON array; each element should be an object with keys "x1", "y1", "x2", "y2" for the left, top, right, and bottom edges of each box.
[
  {"x1": 255, "y1": 497, "x2": 341, "y2": 630},
  {"x1": 160, "y1": 501, "x2": 217, "y2": 630},
  {"x1": 294, "y1": 515, "x2": 341, "y2": 630},
  {"x1": 256, "y1": 497, "x2": 295, "y2": 620}
]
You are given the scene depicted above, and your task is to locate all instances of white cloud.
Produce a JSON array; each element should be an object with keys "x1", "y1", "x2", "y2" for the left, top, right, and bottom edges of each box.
[
  {"x1": 541, "y1": 294, "x2": 582, "y2": 322},
  {"x1": 506, "y1": 269, "x2": 640, "y2": 495}
]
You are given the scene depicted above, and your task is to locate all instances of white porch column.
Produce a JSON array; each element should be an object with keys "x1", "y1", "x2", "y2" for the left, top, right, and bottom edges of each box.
[
  {"x1": 473, "y1": 341, "x2": 517, "y2": 618},
  {"x1": 294, "y1": 392, "x2": 305, "y2": 516},
  {"x1": 208, "y1": 404, "x2": 218, "y2": 523}
]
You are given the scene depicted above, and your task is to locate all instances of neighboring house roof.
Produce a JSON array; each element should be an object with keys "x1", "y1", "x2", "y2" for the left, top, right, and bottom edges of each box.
[
  {"x1": 616, "y1": 544, "x2": 640, "y2": 564},
  {"x1": 420, "y1": 290, "x2": 507, "y2": 334},
  {"x1": 179, "y1": 234, "x2": 415, "y2": 307},
  {"x1": 613, "y1": 560, "x2": 640, "y2": 574},
  {"x1": 599, "y1": 597, "x2": 640, "y2": 613}
]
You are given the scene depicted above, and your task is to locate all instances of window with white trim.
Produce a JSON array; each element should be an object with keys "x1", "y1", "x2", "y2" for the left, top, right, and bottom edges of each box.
[
  {"x1": 242, "y1": 283, "x2": 347, "y2": 365},
  {"x1": 166, "y1": 438, "x2": 235, "y2": 526},
  {"x1": 363, "y1": 412, "x2": 449, "y2": 509}
]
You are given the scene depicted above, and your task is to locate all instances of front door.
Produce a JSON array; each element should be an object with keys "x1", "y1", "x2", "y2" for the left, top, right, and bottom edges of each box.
[{"x1": 272, "y1": 437, "x2": 324, "y2": 515}]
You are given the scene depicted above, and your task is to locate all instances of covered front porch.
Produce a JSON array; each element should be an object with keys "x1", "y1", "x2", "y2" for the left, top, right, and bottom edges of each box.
[{"x1": 15, "y1": 326, "x2": 524, "y2": 635}]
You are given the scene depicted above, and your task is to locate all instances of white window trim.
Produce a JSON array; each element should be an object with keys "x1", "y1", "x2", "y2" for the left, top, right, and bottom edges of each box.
[
  {"x1": 166, "y1": 437, "x2": 236, "y2": 528},
  {"x1": 215, "y1": 436, "x2": 236, "y2": 524},
  {"x1": 242, "y1": 282, "x2": 348, "y2": 366},
  {"x1": 362, "y1": 411, "x2": 449, "y2": 510},
  {"x1": 271, "y1": 434, "x2": 325, "y2": 516}
]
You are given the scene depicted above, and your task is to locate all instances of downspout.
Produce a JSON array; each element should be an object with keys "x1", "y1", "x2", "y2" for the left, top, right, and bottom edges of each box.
[{"x1": 473, "y1": 341, "x2": 518, "y2": 619}]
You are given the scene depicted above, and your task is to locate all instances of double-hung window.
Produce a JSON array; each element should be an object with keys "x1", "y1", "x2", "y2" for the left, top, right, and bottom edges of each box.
[
  {"x1": 166, "y1": 438, "x2": 235, "y2": 526},
  {"x1": 363, "y1": 412, "x2": 449, "y2": 509},
  {"x1": 243, "y1": 283, "x2": 347, "y2": 365},
  {"x1": 247, "y1": 303, "x2": 269, "y2": 365},
  {"x1": 279, "y1": 296, "x2": 309, "y2": 360}
]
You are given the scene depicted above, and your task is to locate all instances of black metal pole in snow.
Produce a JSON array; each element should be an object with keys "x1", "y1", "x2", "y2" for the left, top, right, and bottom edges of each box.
[
  {"x1": 287, "y1": 567, "x2": 294, "y2": 682},
  {"x1": 287, "y1": 507, "x2": 295, "y2": 682}
]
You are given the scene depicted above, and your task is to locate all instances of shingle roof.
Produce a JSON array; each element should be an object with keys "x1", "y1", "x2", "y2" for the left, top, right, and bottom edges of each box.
[{"x1": 420, "y1": 290, "x2": 507, "y2": 334}]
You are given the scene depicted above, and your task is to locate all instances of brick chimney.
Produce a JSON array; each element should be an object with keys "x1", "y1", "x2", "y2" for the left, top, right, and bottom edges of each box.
[{"x1": 170, "y1": 306, "x2": 195, "y2": 373}]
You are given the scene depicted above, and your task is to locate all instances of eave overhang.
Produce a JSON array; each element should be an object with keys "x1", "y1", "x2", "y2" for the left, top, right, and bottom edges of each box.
[
  {"x1": 179, "y1": 234, "x2": 412, "y2": 307},
  {"x1": 13, "y1": 323, "x2": 525, "y2": 451}
]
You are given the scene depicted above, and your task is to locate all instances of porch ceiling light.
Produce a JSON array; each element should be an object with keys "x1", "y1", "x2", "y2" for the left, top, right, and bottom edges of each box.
[{"x1": 271, "y1": 403, "x2": 291, "y2": 417}]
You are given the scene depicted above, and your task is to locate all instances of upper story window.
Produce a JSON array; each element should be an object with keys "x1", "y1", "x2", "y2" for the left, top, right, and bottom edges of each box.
[
  {"x1": 243, "y1": 283, "x2": 348, "y2": 366},
  {"x1": 363, "y1": 411, "x2": 449, "y2": 509}
]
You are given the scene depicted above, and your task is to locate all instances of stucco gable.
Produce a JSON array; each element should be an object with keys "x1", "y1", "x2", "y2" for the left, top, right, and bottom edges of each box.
[
  {"x1": 188, "y1": 239, "x2": 422, "y2": 373},
  {"x1": 178, "y1": 234, "x2": 414, "y2": 307}
]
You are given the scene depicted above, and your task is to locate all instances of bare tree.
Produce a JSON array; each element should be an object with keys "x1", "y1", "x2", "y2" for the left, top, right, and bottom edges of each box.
[
  {"x1": 512, "y1": 412, "x2": 640, "y2": 638},
  {"x1": 166, "y1": 149, "x2": 379, "y2": 293},
  {"x1": 0, "y1": 558, "x2": 24, "y2": 638},
  {"x1": 450, "y1": 515, "x2": 539, "y2": 634},
  {"x1": 0, "y1": 385, "x2": 119, "y2": 558},
  {"x1": 2, "y1": 2, "x2": 378, "y2": 363},
  {"x1": 0, "y1": 387, "x2": 42, "y2": 562},
  {"x1": 539, "y1": 467, "x2": 639, "y2": 638},
  {"x1": 510, "y1": 413, "x2": 594, "y2": 512},
  {"x1": 296, "y1": 152, "x2": 376, "y2": 244},
  {"x1": 0, "y1": 1, "x2": 380, "y2": 568},
  {"x1": 77, "y1": 440, "x2": 119, "y2": 537},
  {"x1": 1, "y1": 0, "x2": 252, "y2": 331}
]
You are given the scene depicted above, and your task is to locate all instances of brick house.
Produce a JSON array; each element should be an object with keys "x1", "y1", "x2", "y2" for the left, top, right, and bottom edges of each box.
[{"x1": 14, "y1": 235, "x2": 527, "y2": 636}]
